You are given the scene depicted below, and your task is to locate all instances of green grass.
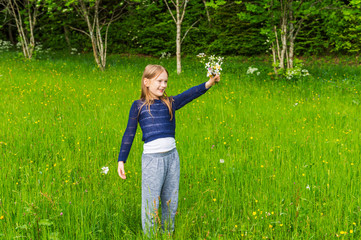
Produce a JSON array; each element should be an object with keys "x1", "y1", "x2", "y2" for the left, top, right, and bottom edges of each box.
[{"x1": 1, "y1": 51, "x2": 361, "y2": 239}]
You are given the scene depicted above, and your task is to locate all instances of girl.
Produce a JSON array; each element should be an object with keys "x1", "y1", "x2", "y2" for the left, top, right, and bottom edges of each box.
[{"x1": 117, "y1": 64, "x2": 220, "y2": 236}]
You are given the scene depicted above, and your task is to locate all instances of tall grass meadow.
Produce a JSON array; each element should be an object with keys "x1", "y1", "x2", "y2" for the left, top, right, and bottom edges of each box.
[{"x1": 1, "y1": 51, "x2": 361, "y2": 239}]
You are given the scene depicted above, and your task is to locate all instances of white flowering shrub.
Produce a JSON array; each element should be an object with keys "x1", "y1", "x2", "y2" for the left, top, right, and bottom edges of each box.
[
  {"x1": 0, "y1": 40, "x2": 13, "y2": 52},
  {"x1": 246, "y1": 66, "x2": 260, "y2": 75},
  {"x1": 159, "y1": 52, "x2": 171, "y2": 59},
  {"x1": 16, "y1": 42, "x2": 22, "y2": 49},
  {"x1": 284, "y1": 63, "x2": 310, "y2": 80},
  {"x1": 71, "y1": 48, "x2": 78, "y2": 55}
]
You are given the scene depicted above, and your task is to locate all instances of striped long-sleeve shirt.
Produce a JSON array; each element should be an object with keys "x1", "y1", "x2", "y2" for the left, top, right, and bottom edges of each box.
[{"x1": 118, "y1": 82, "x2": 209, "y2": 163}]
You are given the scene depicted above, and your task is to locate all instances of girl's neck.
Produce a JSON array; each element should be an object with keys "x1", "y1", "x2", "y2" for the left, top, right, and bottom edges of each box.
[{"x1": 148, "y1": 93, "x2": 161, "y2": 101}]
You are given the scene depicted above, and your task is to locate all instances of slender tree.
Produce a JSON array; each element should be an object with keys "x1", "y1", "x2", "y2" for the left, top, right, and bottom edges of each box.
[
  {"x1": 164, "y1": 0, "x2": 200, "y2": 74},
  {"x1": 238, "y1": 0, "x2": 338, "y2": 77},
  {"x1": 64, "y1": 0, "x2": 126, "y2": 71},
  {"x1": 0, "y1": 0, "x2": 43, "y2": 59},
  {"x1": 164, "y1": 0, "x2": 188, "y2": 74}
]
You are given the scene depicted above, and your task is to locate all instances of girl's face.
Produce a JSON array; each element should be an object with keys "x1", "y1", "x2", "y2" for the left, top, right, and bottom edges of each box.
[{"x1": 144, "y1": 70, "x2": 168, "y2": 99}]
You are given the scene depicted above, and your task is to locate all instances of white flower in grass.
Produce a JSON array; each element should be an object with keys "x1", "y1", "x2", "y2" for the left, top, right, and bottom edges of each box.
[
  {"x1": 220, "y1": 159, "x2": 225, "y2": 164},
  {"x1": 247, "y1": 66, "x2": 259, "y2": 75},
  {"x1": 101, "y1": 166, "x2": 109, "y2": 174},
  {"x1": 306, "y1": 185, "x2": 310, "y2": 190}
]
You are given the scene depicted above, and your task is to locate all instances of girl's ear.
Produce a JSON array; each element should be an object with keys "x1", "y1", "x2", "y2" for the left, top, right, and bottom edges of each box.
[{"x1": 144, "y1": 78, "x2": 149, "y2": 87}]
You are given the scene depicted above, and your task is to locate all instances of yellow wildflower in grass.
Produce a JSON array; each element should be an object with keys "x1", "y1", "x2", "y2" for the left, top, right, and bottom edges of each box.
[
  {"x1": 253, "y1": 212, "x2": 257, "y2": 216},
  {"x1": 350, "y1": 230, "x2": 353, "y2": 233},
  {"x1": 213, "y1": 198, "x2": 216, "y2": 202},
  {"x1": 0, "y1": 216, "x2": 4, "y2": 220},
  {"x1": 269, "y1": 225, "x2": 273, "y2": 228}
]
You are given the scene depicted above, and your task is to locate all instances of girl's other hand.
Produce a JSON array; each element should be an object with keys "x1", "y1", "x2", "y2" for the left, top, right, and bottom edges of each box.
[{"x1": 118, "y1": 161, "x2": 126, "y2": 179}]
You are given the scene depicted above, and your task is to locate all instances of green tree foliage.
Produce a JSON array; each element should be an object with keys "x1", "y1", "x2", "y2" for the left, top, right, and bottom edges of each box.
[
  {"x1": 294, "y1": 17, "x2": 331, "y2": 56},
  {"x1": 1, "y1": 0, "x2": 360, "y2": 56},
  {"x1": 324, "y1": 0, "x2": 361, "y2": 54},
  {"x1": 107, "y1": 1, "x2": 174, "y2": 56},
  {"x1": 205, "y1": 1, "x2": 265, "y2": 55}
]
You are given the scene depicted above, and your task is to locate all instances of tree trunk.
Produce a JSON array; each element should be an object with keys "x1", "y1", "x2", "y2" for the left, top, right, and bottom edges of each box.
[
  {"x1": 176, "y1": 0, "x2": 181, "y2": 75},
  {"x1": 176, "y1": 22, "x2": 181, "y2": 75},
  {"x1": 289, "y1": 39, "x2": 294, "y2": 69},
  {"x1": 164, "y1": 0, "x2": 188, "y2": 75},
  {"x1": 63, "y1": 26, "x2": 71, "y2": 50},
  {"x1": 288, "y1": 0, "x2": 294, "y2": 69},
  {"x1": 279, "y1": 15, "x2": 287, "y2": 69},
  {"x1": 8, "y1": 24, "x2": 15, "y2": 45},
  {"x1": 271, "y1": 43, "x2": 278, "y2": 77},
  {"x1": 202, "y1": 0, "x2": 211, "y2": 23}
]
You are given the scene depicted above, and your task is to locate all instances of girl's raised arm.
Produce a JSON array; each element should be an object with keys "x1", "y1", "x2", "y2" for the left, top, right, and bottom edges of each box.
[{"x1": 173, "y1": 75, "x2": 220, "y2": 110}]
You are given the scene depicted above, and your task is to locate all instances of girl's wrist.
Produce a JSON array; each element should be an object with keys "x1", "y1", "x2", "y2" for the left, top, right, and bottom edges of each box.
[{"x1": 205, "y1": 80, "x2": 214, "y2": 89}]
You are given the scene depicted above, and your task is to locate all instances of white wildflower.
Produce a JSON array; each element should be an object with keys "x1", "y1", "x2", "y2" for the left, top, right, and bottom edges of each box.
[
  {"x1": 101, "y1": 166, "x2": 109, "y2": 174},
  {"x1": 246, "y1": 66, "x2": 259, "y2": 75}
]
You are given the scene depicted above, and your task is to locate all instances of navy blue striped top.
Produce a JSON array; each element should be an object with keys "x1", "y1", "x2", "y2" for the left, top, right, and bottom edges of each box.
[{"x1": 118, "y1": 82, "x2": 209, "y2": 163}]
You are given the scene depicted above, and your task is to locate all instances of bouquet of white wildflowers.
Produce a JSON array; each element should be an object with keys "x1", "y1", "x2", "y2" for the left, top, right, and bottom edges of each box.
[{"x1": 197, "y1": 53, "x2": 224, "y2": 77}]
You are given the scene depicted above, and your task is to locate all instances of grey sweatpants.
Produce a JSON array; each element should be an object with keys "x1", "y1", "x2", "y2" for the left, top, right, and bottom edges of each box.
[{"x1": 141, "y1": 148, "x2": 180, "y2": 236}]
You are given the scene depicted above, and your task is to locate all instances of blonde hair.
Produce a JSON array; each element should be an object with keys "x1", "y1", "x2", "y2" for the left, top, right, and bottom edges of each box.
[{"x1": 139, "y1": 64, "x2": 174, "y2": 120}]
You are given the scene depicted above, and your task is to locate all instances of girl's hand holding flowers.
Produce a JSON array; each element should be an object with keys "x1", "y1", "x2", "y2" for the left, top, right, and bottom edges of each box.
[
  {"x1": 206, "y1": 74, "x2": 220, "y2": 89},
  {"x1": 197, "y1": 53, "x2": 223, "y2": 89}
]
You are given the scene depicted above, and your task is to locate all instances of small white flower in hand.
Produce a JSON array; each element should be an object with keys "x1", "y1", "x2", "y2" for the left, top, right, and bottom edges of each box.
[{"x1": 201, "y1": 55, "x2": 224, "y2": 78}]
